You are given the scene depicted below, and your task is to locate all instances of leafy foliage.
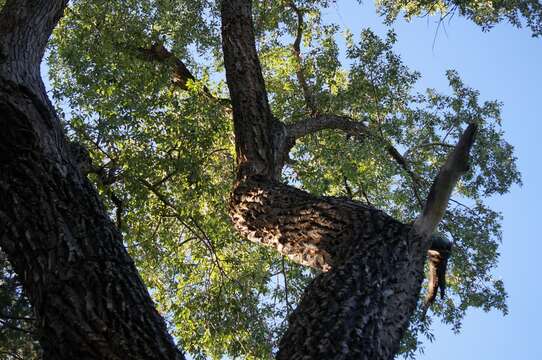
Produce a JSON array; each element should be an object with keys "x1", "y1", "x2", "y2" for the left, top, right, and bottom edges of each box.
[
  {"x1": 0, "y1": 0, "x2": 523, "y2": 358},
  {"x1": 375, "y1": 0, "x2": 542, "y2": 36}
]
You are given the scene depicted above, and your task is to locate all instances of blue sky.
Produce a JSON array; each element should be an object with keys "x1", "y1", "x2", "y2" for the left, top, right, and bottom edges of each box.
[{"x1": 323, "y1": 2, "x2": 541, "y2": 359}]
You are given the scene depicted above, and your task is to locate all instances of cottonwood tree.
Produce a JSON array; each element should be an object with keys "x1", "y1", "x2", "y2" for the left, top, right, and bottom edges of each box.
[{"x1": 0, "y1": 0, "x2": 526, "y2": 359}]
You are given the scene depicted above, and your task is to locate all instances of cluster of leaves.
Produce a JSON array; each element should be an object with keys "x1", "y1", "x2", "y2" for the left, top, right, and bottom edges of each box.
[
  {"x1": 0, "y1": 0, "x2": 522, "y2": 359},
  {"x1": 374, "y1": 0, "x2": 542, "y2": 36}
]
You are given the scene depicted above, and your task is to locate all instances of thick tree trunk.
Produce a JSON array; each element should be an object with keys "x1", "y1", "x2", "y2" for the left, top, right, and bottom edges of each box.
[
  {"x1": 231, "y1": 179, "x2": 427, "y2": 359},
  {"x1": 0, "y1": 1, "x2": 184, "y2": 359},
  {"x1": 220, "y1": 1, "x2": 428, "y2": 358}
]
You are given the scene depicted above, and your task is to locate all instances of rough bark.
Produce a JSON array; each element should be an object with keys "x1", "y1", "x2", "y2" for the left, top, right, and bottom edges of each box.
[
  {"x1": 221, "y1": 1, "x2": 476, "y2": 359},
  {"x1": 0, "y1": 1, "x2": 184, "y2": 359}
]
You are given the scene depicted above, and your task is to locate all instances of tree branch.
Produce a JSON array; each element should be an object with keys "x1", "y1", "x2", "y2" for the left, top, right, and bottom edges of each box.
[
  {"x1": 289, "y1": 1, "x2": 317, "y2": 115},
  {"x1": 220, "y1": 2, "x2": 443, "y2": 358},
  {"x1": 138, "y1": 43, "x2": 196, "y2": 90},
  {"x1": 0, "y1": 1, "x2": 186, "y2": 358},
  {"x1": 0, "y1": 0, "x2": 68, "y2": 85},
  {"x1": 286, "y1": 114, "x2": 368, "y2": 139},
  {"x1": 221, "y1": 0, "x2": 279, "y2": 180},
  {"x1": 136, "y1": 43, "x2": 231, "y2": 106},
  {"x1": 414, "y1": 123, "x2": 478, "y2": 238},
  {"x1": 284, "y1": 114, "x2": 425, "y2": 206}
]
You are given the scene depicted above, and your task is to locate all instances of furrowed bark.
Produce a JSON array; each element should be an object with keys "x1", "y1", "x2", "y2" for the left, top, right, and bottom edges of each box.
[
  {"x1": 0, "y1": 1, "x2": 184, "y2": 359},
  {"x1": 221, "y1": 1, "x2": 432, "y2": 358},
  {"x1": 230, "y1": 178, "x2": 408, "y2": 272},
  {"x1": 276, "y1": 231, "x2": 426, "y2": 360},
  {"x1": 230, "y1": 178, "x2": 428, "y2": 359}
]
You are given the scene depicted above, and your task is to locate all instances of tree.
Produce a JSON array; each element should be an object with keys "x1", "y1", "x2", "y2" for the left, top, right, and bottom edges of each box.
[{"x1": 0, "y1": 0, "x2": 526, "y2": 359}]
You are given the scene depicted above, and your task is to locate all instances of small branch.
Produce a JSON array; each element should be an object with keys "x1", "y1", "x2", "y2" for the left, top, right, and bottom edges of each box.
[
  {"x1": 0, "y1": 313, "x2": 35, "y2": 321},
  {"x1": 137, "y1": 177, "x2": 228, "y2": 277},
  {"x1": 342, "y1": 175, "x2": 353, "y2": 198},
  {"x1": 109, "y1": 191, "x2": 123, "y2": 230},
  {"x1": 281, "y1": 257, "x2": 292, "y2": 317},
  {"x1": 136, "y1": 43, "x2": 231, "y2": 106},
  {"x1": 289, "y1": 1, "x2": 317, "y2": 115},
  {"x1": 385, "y1": 145, "x2": 425, "y2": 208},
  {"x1": 414, "y1": 123, "x2": 478, "y2": 239},
  {"x1": 411, "y1": 142, "x2": 455, "y2": 152},
  {"x1": 0, "y1": 319, "x2": 35, "y2": 335}
]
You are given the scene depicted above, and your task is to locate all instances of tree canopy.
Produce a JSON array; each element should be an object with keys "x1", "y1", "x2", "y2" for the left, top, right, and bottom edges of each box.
[{"x1": 0, "y1": 0, "x2": 527, "y2": 358}]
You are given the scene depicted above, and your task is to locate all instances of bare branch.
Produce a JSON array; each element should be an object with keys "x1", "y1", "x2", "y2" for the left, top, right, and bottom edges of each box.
[{"x1": 414, "y1": 123, "x2": 478, "y2": 238}]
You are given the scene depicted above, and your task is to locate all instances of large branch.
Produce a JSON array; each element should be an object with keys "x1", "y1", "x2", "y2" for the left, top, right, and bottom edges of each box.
[
  {"x1": 221, "y1": 0, "x2": 278, "y2": 180},
  {"x1": 0, "y1": 1, "x2": 185, "y2": 358},
  {"x1": 414, "y1": 123, "x2": 478, "y2": 238},
  {"x1": 0, "y1": 0, "x2": 67, "y2": 86},
  {"x1": 286, "y1": 114, "x2": 461, "y2": 308},
  {"x1": 137, "y1": 43, "x2": 197, "y2": 91},
  {"x1": 220, "y1": 2, "x2": 478, "y2": 358},
  {"x1": 230, "y1": 177, "x2": 404, "y2": 271},
  {"x1": 286, "y1": 114, "x2": 368, "y2": 139}
]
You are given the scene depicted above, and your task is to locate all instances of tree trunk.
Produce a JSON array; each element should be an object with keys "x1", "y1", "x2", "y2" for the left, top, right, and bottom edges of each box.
[
  {"x1": 220, "y1": 1, "x2": 476, "y2": 359},
  {"x1": 230, "y1": 179, "x2": 427, "y2": 359},
  {"x1": 0, "y1": 1, "x2": 184, "y2": 359}
]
